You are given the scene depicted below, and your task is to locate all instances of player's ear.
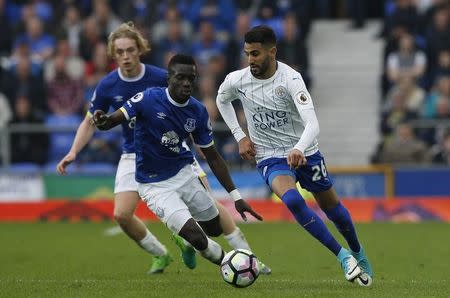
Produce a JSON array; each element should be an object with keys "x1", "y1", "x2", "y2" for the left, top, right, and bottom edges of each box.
[{"x1": 270, "y1": 46, "x2": 277, "y2": 58}]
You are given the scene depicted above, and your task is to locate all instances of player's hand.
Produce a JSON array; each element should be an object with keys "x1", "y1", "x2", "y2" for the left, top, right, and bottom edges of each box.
[
  {"x1": 56, "y1": 152, "x2": 76, "y2": 175},
  {"x1": 92, "y1": 110, "x2": 108, "y2": 130},
  {"x1": 234, "y1": 199, "x2": 263, "y2": 222},
  {"x1": 287, "y1": 149, "x2": 307, "y2": 169},
  {"x1": 238, "y1": 137, "x2": 256, "y2": 161}
]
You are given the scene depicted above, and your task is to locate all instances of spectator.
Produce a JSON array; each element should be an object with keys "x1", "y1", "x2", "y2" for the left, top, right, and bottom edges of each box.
[
  {"x1": 46, "y1": 54, "x2": 84, "y2": 116},
  {"x1": 191, "y1": 21, "x2": 226, "y2": 71},
  {"x1": 428, "y1": 130, "x2": 450, "y2": 164},
  {"x1": 386, "y1": 34, "x2": 427, "y2": 85},
  {"x1": 251, "y1": 0, "x2": 283, "y2": 38},
  {"x1": 44, "y1": 38, "x2": 85, "y2": 82},
  {"x1": 9, "y1": 95, "x2": 48, "y2": 165},
  {"x1": 277, "y1": 13, "x2": 311, "y2": 87},
  {"x1": 384, "y1": 75, "x2": 426, "y2": 113},
  {"x1": 225, "y1": 11, "x2": 251, "y2": 73},
  {"x1": 423, "y1": 76, "x2": 450, "y2": 118},
  {"x1": 151, "y1": 3, "x2": 193, "y2": 44},
  {"x1": 78, "y1": 16, "x2": 106, "y2": 61},
  {"x1": 425, "y1": 6, "x2": 450, "y2": 72},
  {"x1": 84, "y1": 42, "x2": 115, "y2": 101},
  {"x1": 380, "y1": 0, "x2": 420, "y2": 38},
  {"x1": 379, "y1": 122, "x2": 429, "y2": 164},
  {"x1": 62, "y1": 5, "x2": 82, "y2": 55},
  {"x1": 12, "y1": 16, "x2": 55, "y2": 63},
  {"x1": 2, "y1": 56, "x2": 47, "y2": 118},
  {"x1": 153, "y1": 19, "x2": 191, "y2": 68},
  {"x1": 187, "y1": 0, "x2": 236, "y2": 37},
  {"x1": 92, "y1": 0, "x2": 122, "y2": 36},
  {"x1": 380, "y1": 89, "x2": 418, "y2": 137}
]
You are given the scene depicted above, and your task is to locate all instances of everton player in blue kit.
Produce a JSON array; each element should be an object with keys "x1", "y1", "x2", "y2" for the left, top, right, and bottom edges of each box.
[
  {"x1": 57, "y1": 22, "x2": 270, "y2": 274},
  {"x1": 93, "y1": 54, "x2": 262, "y2": 266}
]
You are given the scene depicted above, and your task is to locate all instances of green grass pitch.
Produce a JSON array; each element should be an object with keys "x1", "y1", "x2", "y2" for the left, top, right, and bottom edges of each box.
[{"x1": 0, "y1": 222, "x2": 449, "y2": 297}]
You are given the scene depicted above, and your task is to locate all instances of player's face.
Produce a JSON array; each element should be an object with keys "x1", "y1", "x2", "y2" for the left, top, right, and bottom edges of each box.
[
  {"x1": 168, "y1": 64, "x2": 197, "y2": 102},
  {"x1": 113, "y1": 38, "x2": 141, "y2": 76},
  {"x1": 244, "y1": 42, "x2": 275, "y2": 78}
]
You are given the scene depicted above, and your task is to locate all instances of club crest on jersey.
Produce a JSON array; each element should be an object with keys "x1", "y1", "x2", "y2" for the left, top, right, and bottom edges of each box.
[
  {"x1": 184, "y1": 118, "x2": 196, "y2": 132},
  {"x1": 275, "y1": 86, "x2": 288, "y2": 99},
  {"x1": 296, "y1": 91, "x2": 310, "y2": 105},
  {"x1": 130, "y1": 92, "x2": 144, "y2": 103}
]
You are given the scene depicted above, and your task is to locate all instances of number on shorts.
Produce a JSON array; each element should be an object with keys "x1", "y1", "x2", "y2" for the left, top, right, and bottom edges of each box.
[{"x1": 311, "y1": 160, "x2": 327, "y2": 182}]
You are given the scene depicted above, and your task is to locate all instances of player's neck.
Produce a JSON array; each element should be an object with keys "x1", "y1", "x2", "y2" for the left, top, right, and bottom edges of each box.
[{"x1": 121, "y1": 63, "x2": 142, "y2": 78}]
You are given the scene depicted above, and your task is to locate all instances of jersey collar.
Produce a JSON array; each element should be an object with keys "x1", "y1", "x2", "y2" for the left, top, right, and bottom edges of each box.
[
  {"x1": 165, "y1": 88, "x2": 189, "y2": 107},
  {"x1": 118, "y1": 63, "x2": 146, "y2": 82}
]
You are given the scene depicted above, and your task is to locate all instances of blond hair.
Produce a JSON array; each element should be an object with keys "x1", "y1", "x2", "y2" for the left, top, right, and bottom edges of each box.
[{"x1": 107, "y1": 21, "x2": 150, "y2": 58}]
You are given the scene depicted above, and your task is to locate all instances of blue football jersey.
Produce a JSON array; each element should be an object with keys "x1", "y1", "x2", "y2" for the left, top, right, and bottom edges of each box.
[
  {"x1": 88, "y1": 63, "x2": 168, "y2": 153},
  {"x1": 120, "y1": 87, "x2": 214, "y2": 183}
]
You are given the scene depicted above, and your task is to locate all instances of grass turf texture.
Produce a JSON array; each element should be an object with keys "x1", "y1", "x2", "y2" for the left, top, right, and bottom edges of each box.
[{"x1": 0, "y1": 222, "x2": 449, "y2": 297}]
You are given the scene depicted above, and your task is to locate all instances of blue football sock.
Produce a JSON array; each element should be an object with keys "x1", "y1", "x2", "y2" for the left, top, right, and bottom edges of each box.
[
  {"x1": 324, "y1": 202, "x2": 361, "y2": 253},
  {"x1": 281, "y1": 189, "x2": 341, "y2": 256}
]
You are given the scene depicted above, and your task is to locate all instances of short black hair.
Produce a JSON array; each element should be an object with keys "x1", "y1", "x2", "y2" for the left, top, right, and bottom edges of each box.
[
  {"x1": 168, "y1": 54, "x2": 197, "y2": 73},
  {"x1": 244, "y1": 25, "x2": 276, "y2": 46}
]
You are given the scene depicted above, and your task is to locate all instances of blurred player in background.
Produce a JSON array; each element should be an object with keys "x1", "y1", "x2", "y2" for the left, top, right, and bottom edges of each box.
[
  {"x1": 92, "y1": 54, "x2": 262, "y2": 267},
  {"x1": 56, "y1": 22, "x2": 271, "y2": 274},
  {"x1": 216, "y1": 25, "x2": 373, "y2": 286}
]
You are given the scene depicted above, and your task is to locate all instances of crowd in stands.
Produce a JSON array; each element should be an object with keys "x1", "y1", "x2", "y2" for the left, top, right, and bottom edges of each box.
[
  {"x1": 372, "y1": 0, "x2": 450, "y2": 165},
  {"x1": 0, "y1": 0, "x2": 318, "y2": 170},
  {"x1": 0, "y1": 0, "x2": 448, "y2": 170}
]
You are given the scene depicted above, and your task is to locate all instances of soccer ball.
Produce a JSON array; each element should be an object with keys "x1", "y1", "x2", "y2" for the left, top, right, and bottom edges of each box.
[{"x1": 220, "y1": 249, "x2": 260, "y2": 288}]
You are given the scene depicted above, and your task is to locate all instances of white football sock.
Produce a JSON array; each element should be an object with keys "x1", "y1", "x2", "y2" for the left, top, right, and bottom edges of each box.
[
  {"x1": 224, "y1": 227, "x2": 251, "y2": 251},
  {"x1": 199, "y1": 237, "x2": 223, "y2": 264},
  {"x1": 138, "y1": 229, "x2": 167, "y2": 256}
]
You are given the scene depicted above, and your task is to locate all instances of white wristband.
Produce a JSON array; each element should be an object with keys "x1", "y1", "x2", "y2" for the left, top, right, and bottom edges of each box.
[{"x1": 229, "y1": 189, "x2": 242, "y2": 201}]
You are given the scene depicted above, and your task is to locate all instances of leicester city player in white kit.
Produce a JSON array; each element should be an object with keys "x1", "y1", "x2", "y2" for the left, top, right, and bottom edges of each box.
[
  {"x1": 56, "y1": 22, "x2": 270, "y2": 274},
  {"x1": 216, "y1": 26, "x2": 373, "y2": 286},
  {"x1": 93, "y1": 54, "x2": 262, "y2": 267}
]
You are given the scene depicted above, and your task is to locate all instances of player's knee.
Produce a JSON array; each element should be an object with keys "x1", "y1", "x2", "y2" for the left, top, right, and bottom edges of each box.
[{"x1": 114, "y1": 211, "x2": 133, "y2": 226}]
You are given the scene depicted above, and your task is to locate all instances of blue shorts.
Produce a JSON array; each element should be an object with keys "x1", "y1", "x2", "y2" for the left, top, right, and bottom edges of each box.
[{"x1": 256, "y1": 151, "x2": 333, "y2": 193}]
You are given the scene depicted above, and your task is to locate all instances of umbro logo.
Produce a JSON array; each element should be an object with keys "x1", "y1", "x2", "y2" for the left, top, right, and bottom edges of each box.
[
  {"x1": 157, "y1": 112, "x2": 167, "y2": 119},
  {"x1": 114, "y1": 96, "x2": 123, "y2": 102}
]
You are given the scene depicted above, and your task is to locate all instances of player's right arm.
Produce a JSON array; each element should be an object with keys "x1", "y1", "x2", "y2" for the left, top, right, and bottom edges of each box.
[
  {"x1": 216, "y1": 75, "x2": 256, "y2": 160},
  {"x1": 56, "y1": 115, "x2": 96, "y2": 175}
]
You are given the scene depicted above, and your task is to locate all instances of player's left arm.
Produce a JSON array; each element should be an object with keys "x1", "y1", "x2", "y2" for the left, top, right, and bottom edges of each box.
[
  {"x1": 200, "y1": 144, "x2": 262, "y2": 221},
  {"x1": 288, "y1": 74, "x2": 320, "y2": 168}
]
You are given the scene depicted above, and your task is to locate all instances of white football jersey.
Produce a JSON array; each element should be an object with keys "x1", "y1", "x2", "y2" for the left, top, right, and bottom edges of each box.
[{"x1": 217, "y1": 61, "x2": 319, "y2": 162}]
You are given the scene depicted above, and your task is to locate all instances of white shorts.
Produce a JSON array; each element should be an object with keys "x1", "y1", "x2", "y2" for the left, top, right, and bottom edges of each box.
[
  {"x1": 138, "y1": 164, "x2": 219, "y2": 234},
  {"x1": 191, "y1": 156, "x2": 206, "y2": 178},
  {"x1": 114, "y1": 153, "x2": 138, "y2": 194}
]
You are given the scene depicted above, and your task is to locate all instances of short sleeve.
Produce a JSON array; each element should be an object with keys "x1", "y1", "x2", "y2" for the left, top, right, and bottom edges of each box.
[
  {"x1": 286, "y1": 71, "x2": 315, "y2": 111},
  {"x1": 87, "y1": 85, "x2": 110, "y2": 117},
  {"x1": 217, "y1": 74, "x2": 237, "y2": 103},
  {"x1": 191, "y1": 106, "x2": 214, "y2": 148},
  {"x1": 121, "y1": 91, "x2": 144, "y2": 120}
]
